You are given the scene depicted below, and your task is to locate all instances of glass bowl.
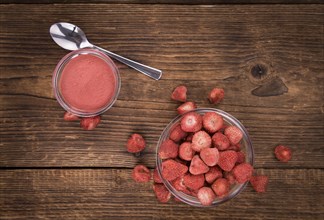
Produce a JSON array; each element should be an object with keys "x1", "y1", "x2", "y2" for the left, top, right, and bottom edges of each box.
[
  {"x1": 156, "y1": 108, "x2": 254, "y2": 207},
  {"x1": 52, "y1": 48, "x2": 121, "y2": 117}
]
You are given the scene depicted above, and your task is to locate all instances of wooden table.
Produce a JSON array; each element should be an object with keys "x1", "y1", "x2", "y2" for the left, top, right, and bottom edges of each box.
[{"x1": 1, "y1": 1, "x2": 323, "y2": 219}]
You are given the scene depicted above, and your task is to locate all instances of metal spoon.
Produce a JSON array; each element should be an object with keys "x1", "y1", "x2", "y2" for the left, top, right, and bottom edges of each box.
[{"x1": 50, "y1": 22, "x2": 162, "y2": 80}]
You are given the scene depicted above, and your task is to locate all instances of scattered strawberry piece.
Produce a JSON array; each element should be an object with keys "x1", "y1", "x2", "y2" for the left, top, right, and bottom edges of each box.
[
  {"x1": 153, "y1": 168, "x2": 163, "y2": 183},
  {"x1": 171, "y1": 176, "x2": 187, "y2": 191},
  {"x1": 205, "y1": 166, "x2": 223, "y2": 184},
  {"x1": 211, "y1": 178, "x2": 230, "y2": 197},
  {"x1": 153, "y1": 183, "x2": 171, "y2": 203},
  {"x1": 158, "y1": 139, "x2": 179, "y2": 159},
  {"x1": 189, "y1": 155, "x2": 210, "y2": 175},
  {"x1": 179, "y1": 142, "x2": 195, "y2": 161},
  {"x1": 250, "y1": 175, "x2": 269, "y2": 193},
  {"x1": 171, "y1": 85, "x2": 187, "y2": 102},
  {"x1": 126, "y1": 133, "x2": 146, "y2": 153},
  {"x1": 180, "y1": 112, "x2": 203, "y2": 132},
  {"x1": 232, "y1": 163, "x2": 253, "y2": 183},
  {"x1": 208, "y1": 88, "x2": 224, "y2": 104},
  {"x1": 162, "y1": 159, "x2": 188, "y2": 181},
  {"x1": 236, "y1": 151, "x2": 245, "y2": 164},
  {"x1": 170, "y1": 124, "x2": 188, "y2": 143},
  {"x1": 197, "y1": 187, "x2": 216, "y2": 206},
  {"x1": 202, "y1": 112, "x2": 224, "y2": 133},
  {"x1": 185, "y1": 133, "x2": 194, "y2": 142},
  {"x1": 200, "y1": 147, "x2": 219, "y2": 167},
  {"x1": 183, "y1": 173, "x2": 205, "y2": 190},
  {"x1": 132, "y1": 165, "x2": 151, "y2": 183},
  {"x1": 218, "y1": 150, "x2": 238, "y2": 172},
  {"x1": 191, "y1": 131, "x2": 212, "y2": 152},
  {"x1": 224, "y1": 172, "x2": 236, "y2": 185},
  {"x1": 274, "y1": 145, "x2": 292, "y2": 162},
  {"x1": 80, "y1": 116, "x2": 101, "y2": 130},
  {"x1": 212, "y1": 132, "x2": 230, "y2": 151},
  {"x1": 224, "y1": 126, "x2": 243, "y2": 145},
  {"x1": 177, "y1": 102, "x2": 196, "y2": 114},
  {"x1": 63, "y1": 112, "x2": 80, "y2": 121}
]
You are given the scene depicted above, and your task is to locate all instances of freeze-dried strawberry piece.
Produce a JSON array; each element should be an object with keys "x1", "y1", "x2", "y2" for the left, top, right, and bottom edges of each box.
[
  {"x1": 218, "y1": 150, "x2": 238, "y2": 172},
  {"x1": 171, "y1": 85, "x2": 187, "y2": 102},
  {"x1": 250, "y1": 175, "x2": 269, "y2": 193},
  {"x1": 212, "y1": 132, "x2": 230, "y2": 151},
  {"x1": 180, "y1": 112, "x2": 203, "y2": 132},
  {"x1": 153, "y1": 183, "x2": 171, "y2": 203},
  {"x1": 208, "y1": 88, "x2": 224, "y2": 104},
  {"x1": 224, "y1": 126, "x2": 243, "y2": 145},
  {"x1": 126, "y1": 133, "x2": 146, "y2": 153},
  {"x1": 232, "y1": 163, "x2": 253, "y2": 183},
  {"x1": 177, "y1": 102, "x2": 196, "y2": 115},
  {"x1": 197, "y1": 187, "x2": 216, "y2": 206},
  {"x1": 200, "y1": 147, "x2": 219, "y2": 167},
  {"x1": 63, "y1": 112, "x2": 80, "y2": 121},
  {"x1": 205, "y1": 166, "x2": 223, "y2": 184},
  {"x1": 191, "y1": 131, "x2": 212, "y2": 152},
  {"x1": 274, "y1": 145, "x2": 292, "y2": 162},
  {"x1": 80, "y1": 116, "x2": 101, "y2": 130},
  {"x1": 189, "y1": 155, "x2": 209, "y2": 175},
  {"x1": 153, "y1": 168, "x2": 163, "y2": 183},
  {"x1": 162, "y1": 159, "x2": 188, "y2": 181},
  {"x1": 224, "y1": 172, "x2": 236, "y2": 185},
  {"x1": 183, "y1": 173, "x2": 205, "y2": 190},
  {"x1": 132, "y1": 165, "x2": 151, "y2": 183},
  {"x1": 236, "y1": 151, "x2": 245, "y2": 164},
  {"x1": 186, "y1": 133, "x2": 194, "y2": 142},
  {"x1": 202, "y1": 112, "x2": 224, "y2": 133},
  {"x1": 171, "y1": 176, "x2": 186, "y2": 191},
  {"x1": 170, "y1": 124, "x2": 188, "y2": 143},
  {"x1": 211, "y1": 178, "x2": 230, "y2": 197},
  {"x1": 179, "y1": 142, "x2": 195, "y2": 161},
  {"x1": 158, "y1": 139, "x2": 179, "y2": 159}
]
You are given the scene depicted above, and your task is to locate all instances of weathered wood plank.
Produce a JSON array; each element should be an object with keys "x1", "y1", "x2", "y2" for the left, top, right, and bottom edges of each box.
[
  {"x1": 0, "y1": 169, "x2": 323, "y2": 219},
  {"x1": 0, "y1": 4, "x2": 323, "y2": 168}
]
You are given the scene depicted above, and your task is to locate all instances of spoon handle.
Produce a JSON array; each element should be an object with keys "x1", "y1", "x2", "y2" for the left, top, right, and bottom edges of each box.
[{"x1": 93, "y1": 46, "x2": 162, "y2": 80}]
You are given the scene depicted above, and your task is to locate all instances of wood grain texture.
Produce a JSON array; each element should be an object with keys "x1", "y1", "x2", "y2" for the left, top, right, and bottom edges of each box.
[
  {"x1": 1, "y1": 4, "x2": 323, "y2": 168},
  {"x1": 0, "y1": 169, "x2": 323, "y2": 219}
]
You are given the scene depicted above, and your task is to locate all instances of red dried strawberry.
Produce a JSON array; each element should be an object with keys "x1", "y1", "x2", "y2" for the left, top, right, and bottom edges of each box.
[
  {"x1": 153, "y1": 183, "x2": 171, "y2": 203},
  {"x1": 274, "y1": 145, "x2": 292, "y2": 162},
  {"x1": 191, "y1": 131, "x2": 212, "y2": 152},
  {"x1": 158, "y1": 139, "x2": 179, "y2": 159},
  {"x1": 183, "y1": 173, "x2": 205, "y2": 190},
  {"x1": 132, "y1": 165, "x2": 151, "y2": 183},
  {"x1": 250, "y1": 175, "x2": 269, "y2": 193},
  {"x1": 177, "y1": 102, "x2": 196, "y2": 114},
  {"x1": 200, "y1": 147, "x2": 219, "y2": 167},
  {"x1": 80, "y1": 116, "x2": 101, "y2": 130},
  {"x1": 208, "y1": 88, "x2": 224, "y2": 104},
  {"x1": 162, "y1": 159, "x2": 188, "y2": 181},
  {"x1": 211, "y1": 178, "x2": 230, "y2": 197},
  {"x1": 189, "y1": 155, "x2": 209, "y2": 175},
  {"x1": 169, "y1": 124, "x2": 188, "y2": 143},
  {"x1": 232, "y1": 163, "x2": 253, "y2": 183},
  {"x1": 212, "y1": 132, "x2": 230, "y2": 150},
  {"x1": 179, "y1": 142, "x2": 195, "y2": 161},
  {"x1": 171, "y1": 85, "x2": 187, "y2": 102},
  {"x1": 197, "y1": 187, "x2": 216, "y2": 206},
  {"x1": 126, "y1": 133, "x2": 146, "y2": 153},
  {"x1": 224, "y1": 126, "x2": 243, "y2": 145},
  {"x1": 153, "y1": 168, "x2": 163, "y2": 183},
  {"x1": 180, "y1": 112, "x2": 203, "y2": 132},
  {"x1": 205, "y1": 166, "x2": 223, "y2": 184},
  {"x1": 171, "y1": 176, "x2": 186, "y2": 191},
  {"x1": 202, "y1": 112, "x2": 224, "y2": 133},
  {"x1": 218, "y1": 150, "x2": 238, "y2": 172},
  {"x1": 63, "y1": 112, "x2": 79, "y2": 121}
]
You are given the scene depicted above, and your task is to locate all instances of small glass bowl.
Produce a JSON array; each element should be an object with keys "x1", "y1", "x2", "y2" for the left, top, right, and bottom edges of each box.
[
  {"x1": 156, "y1": 108, "x2": 254, "y2": 207},
  {"x1": 52, "y1": 48, "x2": 121, "y2": 117}
]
